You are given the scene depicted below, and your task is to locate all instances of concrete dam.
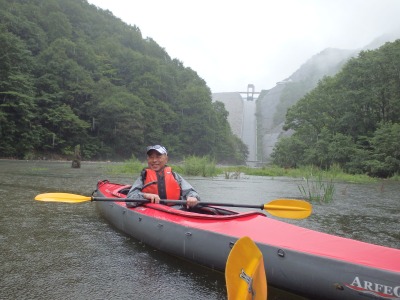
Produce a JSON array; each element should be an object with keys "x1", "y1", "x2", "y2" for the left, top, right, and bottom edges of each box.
[
  {"x1": 212, "y1": 79, "x2": 292, "y2": 166},
  {"x1": 212, "y1": 91, "x2": 258, "y2": 166}
]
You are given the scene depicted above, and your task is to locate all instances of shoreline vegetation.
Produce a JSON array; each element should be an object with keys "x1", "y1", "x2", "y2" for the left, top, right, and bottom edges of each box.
[
  {"x1": 108, "y1": 155, "x2": 400, "y2": 203},
  {"x1": 4, "y1": 156, "x2": 397, "y2": 183},
  {"x1": 3, "y1": 156, "x2": 397, "y2": 203},
  {"x1": 109, "y1": 155, "x2": 400, "y2": 183}
]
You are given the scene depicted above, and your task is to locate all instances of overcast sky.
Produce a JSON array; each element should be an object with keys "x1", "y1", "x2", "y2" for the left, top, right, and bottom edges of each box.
[{"x1": 87, "y1": 0, "x2": 400, "y2": 93}]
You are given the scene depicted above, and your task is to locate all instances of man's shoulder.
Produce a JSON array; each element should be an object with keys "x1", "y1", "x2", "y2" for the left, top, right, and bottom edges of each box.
[{"x1": 140, "y1": 168, "x2": 148, "y2": 180}]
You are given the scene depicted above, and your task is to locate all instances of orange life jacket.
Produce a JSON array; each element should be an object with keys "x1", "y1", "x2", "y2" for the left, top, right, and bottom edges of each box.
[{"x1": 141, "y1": 167, "x2": 181, "y2": 201}]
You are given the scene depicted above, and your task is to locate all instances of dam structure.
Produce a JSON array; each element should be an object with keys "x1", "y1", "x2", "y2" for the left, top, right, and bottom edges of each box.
[{"x1": 212, "y1": 85, "x2": 260, "y2": 166}]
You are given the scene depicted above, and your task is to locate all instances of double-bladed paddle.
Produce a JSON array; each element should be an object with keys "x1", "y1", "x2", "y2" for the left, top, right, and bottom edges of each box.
[
  {"x1": 225, "y1": 236, "x2": 267, "y2": 300},
  {"x1": 34, "y1": 193, "x2": 312, "y2": 219}
]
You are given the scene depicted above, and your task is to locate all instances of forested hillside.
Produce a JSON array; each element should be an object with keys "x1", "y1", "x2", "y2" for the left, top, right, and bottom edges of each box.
[
  {"x1": 257, "y1": 47, "x2": 356, "y2": 163},
  {"x1": 0, "y1": 0, "x2": 247, "y2": 163},
  {"x1": 272, "y1": 40, "x2": 400, "y2": 178},
  {"x1": 273, "y1": 48, "x2": 356, "y2": 127}
]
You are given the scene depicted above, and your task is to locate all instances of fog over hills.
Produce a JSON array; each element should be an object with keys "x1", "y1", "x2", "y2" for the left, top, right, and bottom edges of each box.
[
  {"x1": 213, "y1": 31, "x2": 400, "y2": 164},
  {"x1": 257, "y1": 31, "x2": 400, "y2": 163}
]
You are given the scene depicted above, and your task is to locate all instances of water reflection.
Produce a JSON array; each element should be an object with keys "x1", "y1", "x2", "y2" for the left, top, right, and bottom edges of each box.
[{"x1": 0, "y1": 160, "x2": 398, "y2": 300}]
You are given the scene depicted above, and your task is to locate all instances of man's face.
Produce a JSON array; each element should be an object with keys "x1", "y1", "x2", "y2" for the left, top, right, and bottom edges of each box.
[{"x1": 147, "y1": 150, "x2": 168, "y2": 172}]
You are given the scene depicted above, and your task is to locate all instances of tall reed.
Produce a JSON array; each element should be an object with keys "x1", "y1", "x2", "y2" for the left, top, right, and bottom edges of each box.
[
  {"x1": 181, "y1": 155, "x2": 218, "y2": 177},
  {"x1": 297, "y1": 168, "x2": 335, "y2": 203}
]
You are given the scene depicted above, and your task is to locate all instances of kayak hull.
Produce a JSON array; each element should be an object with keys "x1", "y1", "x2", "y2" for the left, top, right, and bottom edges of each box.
[{"x1": 95, "y1": 180, "x2": 400, "y2": 300}]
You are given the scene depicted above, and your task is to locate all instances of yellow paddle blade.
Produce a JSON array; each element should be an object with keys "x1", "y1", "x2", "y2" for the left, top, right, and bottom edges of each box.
[
  {"x1": 264, "y1": 199, "x2": 312, "y2": 219},
  {"x1": 35, "y1": 193, "x2": 92, "y2": 203},
  {"x1": 226, "y1": 236, "x2": 267, "y2": 300}
]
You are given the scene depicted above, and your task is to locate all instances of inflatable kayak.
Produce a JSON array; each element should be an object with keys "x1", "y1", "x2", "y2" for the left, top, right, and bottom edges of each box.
[{"x1": 95, "y1": 180, "x2": 400, "y2": 300}]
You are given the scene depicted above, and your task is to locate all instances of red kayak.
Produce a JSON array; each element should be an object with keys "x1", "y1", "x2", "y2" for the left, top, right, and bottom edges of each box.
[{"x1": 95, "y1": 180, "x2": 400, "y2": 300}]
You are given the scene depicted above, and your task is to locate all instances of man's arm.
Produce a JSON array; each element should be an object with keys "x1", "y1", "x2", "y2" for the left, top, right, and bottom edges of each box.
[
  {"x1": 126, "y1": 176, "x2": 146, "y2": 207},
  {"x1": 174, "y1": 172, "x2": 200, "y2": 201}
]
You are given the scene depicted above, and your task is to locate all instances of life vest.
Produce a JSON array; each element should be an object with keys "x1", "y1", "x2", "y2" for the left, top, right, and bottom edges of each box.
[{"x1": 141, "y1": 167, "x2": 181, "y2": 201}]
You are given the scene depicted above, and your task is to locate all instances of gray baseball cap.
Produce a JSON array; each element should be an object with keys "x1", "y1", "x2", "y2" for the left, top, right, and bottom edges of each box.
[{"x1": 146, "y1": 145, "x2": 167, "y2": 155}]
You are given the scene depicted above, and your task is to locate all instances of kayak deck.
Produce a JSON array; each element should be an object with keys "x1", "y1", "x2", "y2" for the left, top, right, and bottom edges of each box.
[
  {"x1": 96, "y1": 180, "x2": 400, "y2": 300},
  {"x1": 98, "y1": 180, "x2": 400, "y2": 273}
]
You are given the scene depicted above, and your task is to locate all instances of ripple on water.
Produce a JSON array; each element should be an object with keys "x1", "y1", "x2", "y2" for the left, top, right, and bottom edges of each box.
[{"x1": 1, "y1": 160, "x2": 398, "y2": 300}]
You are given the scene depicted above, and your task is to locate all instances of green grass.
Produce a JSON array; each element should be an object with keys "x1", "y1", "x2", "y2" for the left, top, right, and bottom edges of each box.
[
  {"x1": 107, "y1": 155, "x2": 146, "y2": 174},
  {"x1": 222, "y1": 164, "x2": 378, "y2": 183},
  {"x1": 107, "y1": 155, "x2": 219, "y2": 177},
  {"x1": 108, "y1": 156, "x2": 397, "y2": 185},
  {"x1": 175, "y1": 155, "x2": 219, "y2": 177},
  {"x1": 297, "y1": 172, "x2": 336, "y2": 203},
  {"x1": 107, "y1": 157, "x2": 396, "y2": 205}
]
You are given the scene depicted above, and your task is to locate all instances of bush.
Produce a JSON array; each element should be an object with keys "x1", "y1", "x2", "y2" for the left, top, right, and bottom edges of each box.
[{"x1": 181, "y1": 155, "x2": 218, "y2": 177}]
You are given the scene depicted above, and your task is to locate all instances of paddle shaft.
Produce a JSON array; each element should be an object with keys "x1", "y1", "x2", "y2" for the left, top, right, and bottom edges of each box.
[
  {"x1": 92, "y1": 197, "x2": 264, "y2": 209},
  {"x1": 34, "y1": 193, "x2": 311, "y2": 218}
]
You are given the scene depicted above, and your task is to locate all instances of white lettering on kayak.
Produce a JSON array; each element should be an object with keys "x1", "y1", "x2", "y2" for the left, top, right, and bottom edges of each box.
[{"x1": 346, "y1": 276, "x2": 400, "y2": 298}]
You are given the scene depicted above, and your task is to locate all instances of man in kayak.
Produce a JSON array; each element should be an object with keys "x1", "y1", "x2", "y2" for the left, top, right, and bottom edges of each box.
[{"x1": 126, "y1": 145, "x2": 200, "y2": 209}]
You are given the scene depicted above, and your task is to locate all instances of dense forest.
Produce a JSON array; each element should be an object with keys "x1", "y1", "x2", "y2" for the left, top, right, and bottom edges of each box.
[
  {"x1": 0, "y1": 0, "x2": 247, "y2": 163},
  {"x1": 272, "y1": 40, "x2": 400, "y2": 178}
]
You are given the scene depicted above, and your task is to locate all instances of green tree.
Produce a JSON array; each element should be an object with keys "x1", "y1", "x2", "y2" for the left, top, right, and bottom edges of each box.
[
  {"x1": 40, "y1": 104, "x2": 90, "y2": 154},
  {"x1": 0, "y1": 0, "x2": 247, "y2": 162},
  {"x1": 365, "y1": 122, "x2": 400, "y2": 177},
  {"x1": 274, "y1": 40, "x2": 400, "y2": 176},
  {"x1": 271, "y1": 136, "x2": 306, "y2": 168},
  {"x1": 0, "y1": 30, "x2": 38, "y2": 157}
]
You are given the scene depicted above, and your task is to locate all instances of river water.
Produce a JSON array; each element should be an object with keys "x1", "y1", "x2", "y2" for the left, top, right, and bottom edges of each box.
[{"x1": 1, "y1": 160, "x2": 399, "y2": 300}]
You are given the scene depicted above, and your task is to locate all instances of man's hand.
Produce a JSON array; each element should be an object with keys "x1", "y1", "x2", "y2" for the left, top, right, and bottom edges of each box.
[
  {"x1": 186, "y1": 196, "x2": 199, "y2": 208},
  {"x1": 143, "y1": 193, "x2": 160, "y2": 203}
]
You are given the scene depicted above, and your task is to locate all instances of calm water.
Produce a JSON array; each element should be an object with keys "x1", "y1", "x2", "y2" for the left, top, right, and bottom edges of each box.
[{"x1": 0, "y1": 160, "x2": 399, "y2": 300}]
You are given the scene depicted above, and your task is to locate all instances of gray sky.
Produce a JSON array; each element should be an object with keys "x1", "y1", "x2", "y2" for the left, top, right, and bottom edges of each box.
[{"x1": 87, "y1": 0, "x2": 400, "y2": 93}]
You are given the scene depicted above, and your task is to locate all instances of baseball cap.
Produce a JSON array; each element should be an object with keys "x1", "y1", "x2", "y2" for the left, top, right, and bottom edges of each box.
[{"x1": 146, "y1": 145, "x2": 168, "y2": 155}]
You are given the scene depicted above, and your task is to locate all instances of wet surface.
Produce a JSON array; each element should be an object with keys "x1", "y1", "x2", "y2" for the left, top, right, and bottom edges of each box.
[{"x1": 1, "y1": 160, "x2": 398, "y2": 299}]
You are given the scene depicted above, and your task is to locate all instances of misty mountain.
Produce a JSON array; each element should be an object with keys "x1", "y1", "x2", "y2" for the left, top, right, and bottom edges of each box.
[
  {"x1": 362, "y1": 29, "x2": 400, "y2": 50},
  {"x1": 258, "y1": 32, "x2": 400, "y2": 163}
]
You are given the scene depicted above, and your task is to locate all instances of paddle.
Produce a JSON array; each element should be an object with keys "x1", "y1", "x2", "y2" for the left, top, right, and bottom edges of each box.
[
  {"x1": 225, "y1": 236, "x2": 267, "y2": 300},
  {"x1": 34, "y1": 193, "x2": 312, "y2": 219}
]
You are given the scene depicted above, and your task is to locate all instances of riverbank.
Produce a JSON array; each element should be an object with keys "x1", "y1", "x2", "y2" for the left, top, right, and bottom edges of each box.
[
  {"x1": 2, "y1": 157, "x2": 398, "y2": 184},
  {"x1": 104, "y1": 156, "x2": 399, "y2": 184}
]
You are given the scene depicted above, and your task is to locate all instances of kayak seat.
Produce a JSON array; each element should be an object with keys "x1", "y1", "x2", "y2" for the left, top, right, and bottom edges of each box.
[
  {"x1": 199, "y1": 206, "x2": 220, "y2": 215},
  {"x1": 197, "y1": 206, "x2": 236, "y2": 215},
  {"x1": 170, "y1": 205, "x2": 228, "y2": 215},
  {"x1": 112, "y1": 185, "x2": 235, "y2": 216},
  {"x1": 114, "y1": 186, "x2": 130, "y2": 196},
  {"x1": 169, "y1": 205, "x2": 219, "y2": 215}
]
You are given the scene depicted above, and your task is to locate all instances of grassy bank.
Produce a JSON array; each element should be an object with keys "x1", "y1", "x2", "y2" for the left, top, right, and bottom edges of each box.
[
  {"x1": 107, "y1": 155, "x2": 219, "y2": 177},
  {"x1": 222, "y1": 164, "x2": 380, "y2": 183},
  {"x1": 108, "y1": 156, "x2": 400, "y2": 203},
  {"x1": 109, "y1": 156, "x2": 390, "y2": 183}
]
